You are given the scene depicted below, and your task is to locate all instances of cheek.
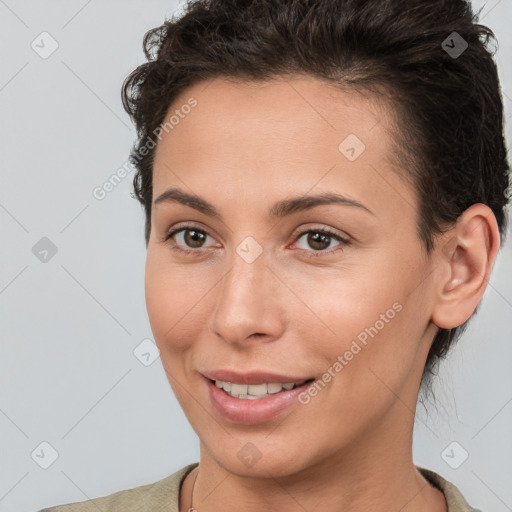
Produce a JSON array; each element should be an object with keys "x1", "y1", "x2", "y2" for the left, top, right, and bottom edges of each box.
[
  {"x1": 282, "y1": 260, "x2": 403, "y2": 343},
  {"x1": 296, "y1": 265, "x2": 421, "y2": 393},
  {"x1": 322, "y1": 295, "x2": 427, "y2": 422},
  {"x1": 144, "y1": 248, "x2": 216, "y2": 354},
  {"x1": 144, "y1": 251, "x2": 204, "y2": 407}
]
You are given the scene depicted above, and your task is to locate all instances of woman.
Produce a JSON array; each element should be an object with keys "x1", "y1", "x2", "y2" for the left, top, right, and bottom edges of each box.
[{"x1": 40, "y1": 0, "x2": 510, "y2": 511}]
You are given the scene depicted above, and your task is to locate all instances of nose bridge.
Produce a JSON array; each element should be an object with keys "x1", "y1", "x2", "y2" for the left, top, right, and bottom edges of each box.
[
  {"x1": 223, "y1": 230, "x2": 271, "y2": 294},
  {"x1": 220, "y1": 244, "x2": 270, "y2": 314},
  {"x1": 210, "y1": 241, "x2": 282, "y2": 342}
]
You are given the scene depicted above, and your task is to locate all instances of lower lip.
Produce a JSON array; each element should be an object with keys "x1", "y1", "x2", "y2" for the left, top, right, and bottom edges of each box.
[{"x1": 205, "y1": 377, "x2": 314, "y2": 425}]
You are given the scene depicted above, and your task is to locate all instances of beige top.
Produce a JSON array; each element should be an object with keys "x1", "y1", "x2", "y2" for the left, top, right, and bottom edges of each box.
[{"x1": 39, "y1": 463, "x2": 483, "y2": 512}]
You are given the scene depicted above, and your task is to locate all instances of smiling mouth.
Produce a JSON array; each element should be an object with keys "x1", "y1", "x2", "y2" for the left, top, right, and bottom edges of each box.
[{"x1": 210, "y1": 378, "x2": 315, "y2": 400}]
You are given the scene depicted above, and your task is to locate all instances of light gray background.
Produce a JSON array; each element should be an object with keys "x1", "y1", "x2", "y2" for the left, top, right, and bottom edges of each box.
[{"x1": 0, "y1": 1, "x2": 510, "y2": 511}]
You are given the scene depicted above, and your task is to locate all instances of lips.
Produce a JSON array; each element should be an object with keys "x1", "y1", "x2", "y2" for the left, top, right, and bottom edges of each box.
[
  {"x1": 206, "y1": 378, "x2": 314, "y2": 424},
  {"x1": 201, "y1": 370, "x2": 317, "y2": 424},
  {"x1": 202, "y1": 369, "x2": 314, "y2": 385}
]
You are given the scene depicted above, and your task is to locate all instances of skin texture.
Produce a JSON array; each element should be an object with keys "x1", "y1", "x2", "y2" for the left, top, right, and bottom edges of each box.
[{"x1": 144, "y1": 75, "x2": 500, "y2": 512}]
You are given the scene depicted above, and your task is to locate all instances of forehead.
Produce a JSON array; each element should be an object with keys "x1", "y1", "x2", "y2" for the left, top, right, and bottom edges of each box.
[
  {"x1": 158, "y1": 74, "x2": 391, "y2": 149},
  {"x1": 151, "y1": 74, "x2": 412, "y2": 222}
]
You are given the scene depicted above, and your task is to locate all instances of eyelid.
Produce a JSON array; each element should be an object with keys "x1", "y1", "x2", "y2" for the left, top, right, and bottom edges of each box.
[{"x1": 290, "y1": 224, "x2": 350, "y2": 243}]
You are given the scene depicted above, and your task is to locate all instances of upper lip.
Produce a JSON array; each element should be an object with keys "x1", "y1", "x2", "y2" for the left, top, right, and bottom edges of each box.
[{"x1": 202, "y1": 370, "x2": 315, "y2": 385}]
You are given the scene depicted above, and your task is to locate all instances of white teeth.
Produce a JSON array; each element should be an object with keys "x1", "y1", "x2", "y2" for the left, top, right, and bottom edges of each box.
[
  {"x1": 267, "y1": 383, "x2": 283, "y2": 394},
  {"x1": 213, "y1": 379, "x2": 308, "y2": 399},
  {"x1": 230, "y1": 383, "x2": 247, "y2": 395},
  {"x1": 215, "y1": 380, "x2": 232, "y2": 392},
  {"x1": 247, "y1": 383, "x2": 268, "y2": 396}
]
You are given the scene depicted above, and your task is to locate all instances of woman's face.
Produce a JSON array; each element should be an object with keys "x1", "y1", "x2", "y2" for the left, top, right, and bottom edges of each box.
[{"x1": 145, "y1": 75, "x2": 441, "y2": 477}]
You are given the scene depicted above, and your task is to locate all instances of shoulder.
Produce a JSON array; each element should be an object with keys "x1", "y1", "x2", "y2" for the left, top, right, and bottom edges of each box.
[
  {"x1": 416, "y1": 465, "x2": 484, "y2": 512},
  {"x1": 38, "y1": 463, "x2": 198, "y2": 512}
]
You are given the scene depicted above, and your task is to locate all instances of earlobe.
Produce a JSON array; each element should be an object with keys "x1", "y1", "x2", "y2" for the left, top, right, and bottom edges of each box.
[{"x1": 431, "y1": 203, "x2": 501, "y2": 330}]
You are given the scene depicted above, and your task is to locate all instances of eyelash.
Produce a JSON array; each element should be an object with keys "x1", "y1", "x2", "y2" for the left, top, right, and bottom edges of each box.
[{"x1": 161, "y1": 224, "x2": 350, "y2": 258}]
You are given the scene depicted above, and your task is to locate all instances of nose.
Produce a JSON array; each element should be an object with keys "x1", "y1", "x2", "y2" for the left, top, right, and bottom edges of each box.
[{"x1": 209, "y1": 247, "x2": 286, "y2": 346}]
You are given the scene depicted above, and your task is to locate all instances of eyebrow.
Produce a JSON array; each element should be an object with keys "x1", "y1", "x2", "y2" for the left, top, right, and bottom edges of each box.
[{"x1": 153, "y1": 187, "x2": 375, "y2": 218}]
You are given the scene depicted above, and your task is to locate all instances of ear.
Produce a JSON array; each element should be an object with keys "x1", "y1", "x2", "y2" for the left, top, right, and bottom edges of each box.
[{"x1": 431, "y1": 203, "x2": 501, "y2": 330}]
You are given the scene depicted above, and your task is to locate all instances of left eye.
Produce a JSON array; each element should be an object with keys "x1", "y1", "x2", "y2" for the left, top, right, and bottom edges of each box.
[
  {"x1": 293, "y1": 228, "x2": 348, "y2": 254},
  {"x1": 162, "y1": 226, "x2": 349, "y2": 256}
]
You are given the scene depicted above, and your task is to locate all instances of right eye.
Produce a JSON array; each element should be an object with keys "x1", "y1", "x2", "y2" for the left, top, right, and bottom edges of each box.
[{"x1": 162, "y1": 225, "x2": 218, "y2": 254}]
